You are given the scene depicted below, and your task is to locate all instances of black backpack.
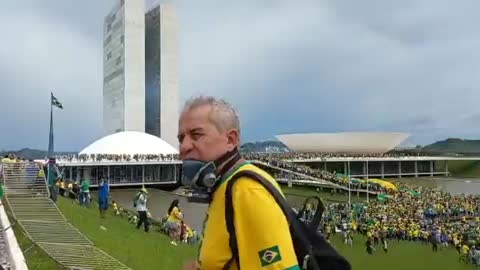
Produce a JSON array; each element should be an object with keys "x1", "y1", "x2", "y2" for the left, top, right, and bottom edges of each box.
[{"x1": 225, "y1": 170, "x2": 351, "y2": 270}]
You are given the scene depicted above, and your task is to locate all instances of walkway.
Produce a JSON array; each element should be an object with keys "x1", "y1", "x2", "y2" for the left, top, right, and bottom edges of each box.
[
  {"x1": 251, "y1": 160, "x2": 379, "y2": 195},
  {"x1": 1, "y1": 162, "x2": 130, "y2": 270}
]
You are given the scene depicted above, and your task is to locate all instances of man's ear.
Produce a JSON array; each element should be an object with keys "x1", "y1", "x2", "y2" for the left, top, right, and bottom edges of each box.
[{"x1": 225, "y1": 129, "x2": 240, "y2": 151}]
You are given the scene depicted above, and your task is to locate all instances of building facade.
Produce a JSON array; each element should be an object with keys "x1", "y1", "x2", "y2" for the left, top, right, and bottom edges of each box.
[
  {"x1": 145, "y1": 4, "x2": 179, "y2": 148},
  {"x1": 103, "y1": 0, "x2": 146, "y2": 135}
]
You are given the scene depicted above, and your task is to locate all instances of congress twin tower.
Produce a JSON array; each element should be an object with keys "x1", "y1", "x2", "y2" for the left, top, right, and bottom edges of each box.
[{"x1": 103, "y1": 0, "x2": 179, "y2": 148}]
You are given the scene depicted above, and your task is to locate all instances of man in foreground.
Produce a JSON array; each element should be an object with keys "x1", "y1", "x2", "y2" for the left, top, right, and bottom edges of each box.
[{"x1": 179, "y1": 96, "x2": 300, "y2": 270}]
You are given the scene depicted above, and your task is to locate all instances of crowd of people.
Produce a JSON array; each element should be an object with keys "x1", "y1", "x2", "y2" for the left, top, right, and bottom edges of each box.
[
  {"x1": 3, "y1": 151, "x2": 480, "y2": 266},
  {"x1": 1, "y1": 154, "x2": 28, "y2": 163},
  {"x1": 57, "y1": 179, "x2": 199, "y2": 246},
  {"x1": 53, "y1": 154, "x2": 179, "y2": 163},
  {"x1": 128, "y1": 190, "x2": 198, "y2": 246},
  {"x1": 243, "y1": 151, "x2": 429, "y2": 161},
  {"x1": 51, "y1": 151, "x2": 432, "y2": 164},
  {"x1": 308, "y1": 180, "x2": 480, "y2": 265},
  {"x1": 249, "y1": 153, "x2": 390, "y2": 193},
  {"x1": 241, "y1": 152, "x2": 480, "y2": 266}
]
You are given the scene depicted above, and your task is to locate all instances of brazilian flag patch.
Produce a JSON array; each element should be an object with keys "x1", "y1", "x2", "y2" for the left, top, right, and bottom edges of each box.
[{"x1": 258, "y1": 245, "x2": 282, "y2": 267}]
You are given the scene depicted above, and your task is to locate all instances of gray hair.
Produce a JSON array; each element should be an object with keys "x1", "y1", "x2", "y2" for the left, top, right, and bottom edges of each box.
[{"x1": 181, "y1": 96, "x2": 240, "y2": 134}]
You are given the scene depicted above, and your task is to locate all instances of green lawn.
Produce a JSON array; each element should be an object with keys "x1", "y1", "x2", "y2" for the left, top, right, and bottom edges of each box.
[
  {"x1": 447, "y1": 160, "x2": 480, "y2": 178},
  {"x1": 56, "y1": 198, "x2": 196, "y2": 270},
  {"x1": 330, "y1": 234, "x2": 474, "y2": 270},
  {"x1": 6, "y1": 195, "x2": 475, "y2": 270},
  {"x1": 59, "y1": 195, "x2": 474, "y2": 270}
]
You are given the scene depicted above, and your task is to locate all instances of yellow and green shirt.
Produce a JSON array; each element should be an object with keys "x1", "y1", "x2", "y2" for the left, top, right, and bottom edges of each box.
[
  {"x1": 168, "y1": 206, "x2": 183, "y2": 223},
  {"x1": 197, "y1": 162, "x2": 299, "y2": 270}
]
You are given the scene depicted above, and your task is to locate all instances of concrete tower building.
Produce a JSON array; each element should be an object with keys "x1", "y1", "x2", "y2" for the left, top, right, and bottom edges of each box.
[
  {"x1": 103, "y1": 0, "x2": 146, "y2": 134},
  {"x1": 103, "y1": 1, "x2": 179, "y2": 148},
  {"x1": 145, "y1": 4, "x2": 180, "y2": 148}
]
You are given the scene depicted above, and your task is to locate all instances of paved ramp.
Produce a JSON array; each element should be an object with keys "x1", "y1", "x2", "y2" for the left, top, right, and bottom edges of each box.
[{"x1": 2, "y1": 162, "x2": 130, "y2": 270}]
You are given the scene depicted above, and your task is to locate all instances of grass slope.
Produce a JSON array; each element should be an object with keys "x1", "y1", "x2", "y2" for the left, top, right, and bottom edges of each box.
[
  {"x1": 57, "y1": 194, "x2": 474, "y2": 270},
  {"x1": 56, "y1": 198, "x2": 196, "y2": 270},
  {"x1": 331, "y1": 235, "x2": 474, "y2": 270},
  {"x1": 448, "y1": 160, "x2": 480, "y2": 178}
]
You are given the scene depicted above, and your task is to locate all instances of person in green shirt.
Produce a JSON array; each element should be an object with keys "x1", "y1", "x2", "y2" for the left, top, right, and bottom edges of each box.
[
  {"x1": 0, "y1": 183, "x2": 4, "y2": 200},
  {"x1": 80, "y1": 179, "x2": 90, "y2": 207}
]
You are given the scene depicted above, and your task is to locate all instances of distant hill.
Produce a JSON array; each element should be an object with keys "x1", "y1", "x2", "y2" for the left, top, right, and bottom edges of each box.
[
  {"x1": 240, "y1": 140, "x2": 289, "y2": 153},
  {"x1": 423, "y1": 138, "x2": 480, "y2": 154},
  {"x1": 241, "y1": 138, "x2": 480, "y2": 155},
  {"x1": 0, "y1": 148, "x2": 76, "y2": 160}
]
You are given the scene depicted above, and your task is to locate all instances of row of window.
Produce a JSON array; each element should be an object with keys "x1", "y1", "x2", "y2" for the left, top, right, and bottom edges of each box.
[
  {"x1": 106, "y1": 52, "x2": 122, "y2": 64},
  {"x1": 104, "y1": 68, "x2": 124, "y2": 83},
  {"x1": 105, "y1": 34, "x2": 124, "y2": 46}
]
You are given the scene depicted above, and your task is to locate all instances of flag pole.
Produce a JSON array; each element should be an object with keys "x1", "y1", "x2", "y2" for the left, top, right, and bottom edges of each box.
[{"x1": 48, "y1": 93, "x2": 54, "y2": 157}]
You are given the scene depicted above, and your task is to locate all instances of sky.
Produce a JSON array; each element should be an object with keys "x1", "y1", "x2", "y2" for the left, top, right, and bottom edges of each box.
[{"x1": 1, "y1": 0, "x2": 480, "y2": 151}]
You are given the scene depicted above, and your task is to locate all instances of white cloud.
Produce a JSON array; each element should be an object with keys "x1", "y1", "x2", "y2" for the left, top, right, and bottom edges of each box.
[{"x1": 1, "y1": 0, "x2": 479, "y2": 150}]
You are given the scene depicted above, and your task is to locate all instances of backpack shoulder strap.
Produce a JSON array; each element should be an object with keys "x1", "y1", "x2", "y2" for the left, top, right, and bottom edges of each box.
[{"x1": 224, "y1": 170, "x2": 295, "y2": 270}]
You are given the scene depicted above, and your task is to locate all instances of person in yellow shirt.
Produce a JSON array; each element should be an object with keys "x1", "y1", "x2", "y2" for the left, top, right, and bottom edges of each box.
[
  {"x1": 66, "y1": 181, "x2": 73, "y2": 198},
  {"x1": 179, "y1": 97, "x2": 299, "y2": 270},
  {"x1": 166, "y1": 199, "x2": 184, "y2": 245},
  {"x1": 112, "y1": 200, "x2": 120, "y2": 215},
  {"x1": 2, "y1": 154, "x2": 17, "y2": 163},
  {"x1": 1, "y1": 155, "x2": 11, "y2": 163},
  {"x1": 167, "y1": 200, "x2": 183, "y2": 223},
  {"x1": 58, "y1": 179, "x2": 66, "y2": 197},
  {"x1": 460, "y1": 244, "x2": 470, "y2": 262}
]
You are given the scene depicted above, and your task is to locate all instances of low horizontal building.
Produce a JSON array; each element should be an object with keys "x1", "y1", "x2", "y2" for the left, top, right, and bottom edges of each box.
[
  {"x1": 275, "y1": 132, "x2": 455, "y2": 178},
  {"x1": 56, "y1": 131, "x2": 180, "y2": 187}
]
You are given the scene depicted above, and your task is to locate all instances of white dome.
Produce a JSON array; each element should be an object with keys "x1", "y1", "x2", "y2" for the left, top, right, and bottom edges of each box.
[{"x1": 80, "y1": 131, "x2": 178, "y2": 155}]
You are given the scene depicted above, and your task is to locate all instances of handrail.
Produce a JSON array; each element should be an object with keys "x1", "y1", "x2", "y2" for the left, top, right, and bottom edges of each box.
[
  {"x1": 2, "y1": 162, "x2": 130, "y2": 269},
  {"x1": 39, "y1": 163, "x2": 51, "y2": 198}
]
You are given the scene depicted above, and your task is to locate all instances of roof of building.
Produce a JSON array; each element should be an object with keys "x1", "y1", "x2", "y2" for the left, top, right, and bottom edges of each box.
[
  {"x1": 275, "y1": 132, "x2": 410, "y2": 154},
  {"x1": 79, "y1": 131, "x2": 178, "y2": 155}
]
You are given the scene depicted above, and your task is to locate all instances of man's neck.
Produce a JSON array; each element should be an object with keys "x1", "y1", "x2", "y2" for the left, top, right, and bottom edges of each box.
[{"x1": 216, "y1": 158, "x2": 245, "y2": 179}]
